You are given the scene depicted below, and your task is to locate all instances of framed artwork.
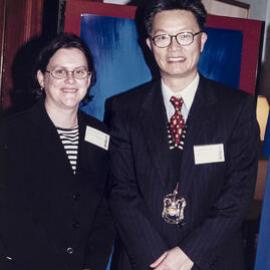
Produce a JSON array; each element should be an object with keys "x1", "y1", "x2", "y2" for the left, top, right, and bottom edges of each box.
[
  {"x1": 64, "y1": 1, "x2": 263, "y2": 120},
  {"x1": 103, "y1": 0, "x2": 130, "y2": 3},
  {"x1": 202, "y1": 0, "x2": 250, "y2": 18}
]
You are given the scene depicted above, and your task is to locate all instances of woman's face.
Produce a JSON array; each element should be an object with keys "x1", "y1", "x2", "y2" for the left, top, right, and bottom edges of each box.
[{"x1": 37, "y1": 48, "x2": 91, "y2": 111}]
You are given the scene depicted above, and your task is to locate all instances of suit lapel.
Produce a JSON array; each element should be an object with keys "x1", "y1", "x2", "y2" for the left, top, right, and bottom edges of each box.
[
  {"x1": 76, "y1": 112, "x2": 100, "y2": 175},
  {"x1": 76, "y1": 112, "x2": 109, "y2": 190},
  {"x1": 140, "y1": 81, "x2": 171, "y2": 187},
  {"x1": 76, "y1": 114, "x2": 86, "y2": 174},
  {"x1": 179, "y1": 76, "x2": 217, "y2": 196},
  {"x1": 30, "y1": 100, "x2": 75, "y2": 177}
]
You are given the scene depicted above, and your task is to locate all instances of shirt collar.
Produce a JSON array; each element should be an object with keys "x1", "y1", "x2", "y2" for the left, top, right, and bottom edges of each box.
[{"x1": 161, "y1": 73, "x2": 199, "y2": 112}]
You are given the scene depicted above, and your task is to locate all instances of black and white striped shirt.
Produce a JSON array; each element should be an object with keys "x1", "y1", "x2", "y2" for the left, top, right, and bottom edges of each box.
[{"x1": 57, "y1": 126, "x2": 79, "y2": 174}]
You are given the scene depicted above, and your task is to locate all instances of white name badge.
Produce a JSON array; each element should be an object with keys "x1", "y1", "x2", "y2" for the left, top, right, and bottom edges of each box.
[
  {"x1": 194, "y1": 144, "x2": 225, "y2": 165},
  {"x1": 84, "y1": 126, "x2": 110, "y2": 150}
]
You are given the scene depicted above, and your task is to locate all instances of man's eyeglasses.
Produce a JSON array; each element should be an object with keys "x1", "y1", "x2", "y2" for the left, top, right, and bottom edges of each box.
[
  {"x1": 46, "y1": 66, "x2": 90, "y2": 80},
  {"x1": 151, "y1": 31, "x2": 203, "y2": 48}
]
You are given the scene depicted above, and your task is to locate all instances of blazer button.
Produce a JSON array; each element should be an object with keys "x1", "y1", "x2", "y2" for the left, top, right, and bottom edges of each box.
[
  {"x1": 5, "y1": 256, "x2": 13, "y2": 261},
  {"x1": 72, "y1": 192, "x2": 80, "y2": 201},
  {"x1": 66, "y1": 247, "x2": 74, "y2": 255},
  {"x1": 72, "y1": 220, "x2": 80, "y2": 229}
]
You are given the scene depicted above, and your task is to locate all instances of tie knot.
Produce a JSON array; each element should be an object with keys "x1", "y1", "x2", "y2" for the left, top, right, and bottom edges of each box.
[{"x1": 170, "y1": 96, "x2": 183, "y2": 112}]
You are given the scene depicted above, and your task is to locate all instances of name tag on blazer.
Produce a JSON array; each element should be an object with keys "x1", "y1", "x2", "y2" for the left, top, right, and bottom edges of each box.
[
  {"x1": 85, "y1": 126, "x2": 110, "y2": 150},
  {"x1": 194, "y1": 144, "x2": 225, "y2": 165}
]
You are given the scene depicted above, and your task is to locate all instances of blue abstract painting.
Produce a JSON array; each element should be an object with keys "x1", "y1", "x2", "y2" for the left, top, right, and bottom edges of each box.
[
  {"x1": 80, "y1": 15, "x2": 151, "y2": 120},
  {"x1": 198, "y1": 28, "x2": 242, "y2": 88},
  {"x1": 80, "y1": 14, "x2": 242, "y2": 121}
]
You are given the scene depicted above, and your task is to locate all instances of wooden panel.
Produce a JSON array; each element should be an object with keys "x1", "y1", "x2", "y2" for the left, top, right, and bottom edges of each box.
[
  {"x1": 0, "y1": 0, "x2": 6, "y2": 107},
  {"x1": 1, "y1": 0, "x2": 44, "y2": 110}
]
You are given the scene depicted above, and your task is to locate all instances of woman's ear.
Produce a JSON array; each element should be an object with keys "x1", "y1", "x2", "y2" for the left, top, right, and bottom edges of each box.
[
  {"x1": 37, "y1": 70, "x2": 45, "y2": 89},
  {"x1": 200, "y1": 32, "x2": 208, "y2": 53}
]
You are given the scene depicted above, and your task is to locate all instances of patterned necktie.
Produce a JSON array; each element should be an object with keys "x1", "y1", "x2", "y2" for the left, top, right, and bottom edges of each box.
[{"x1": 169, "y1": 96, "x2": 185, "y2": 148}]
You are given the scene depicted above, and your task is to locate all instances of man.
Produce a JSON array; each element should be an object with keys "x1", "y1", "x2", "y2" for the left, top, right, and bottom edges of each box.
[{"x1": 105, "y1": 0, "x2": 259, "y2": 269}]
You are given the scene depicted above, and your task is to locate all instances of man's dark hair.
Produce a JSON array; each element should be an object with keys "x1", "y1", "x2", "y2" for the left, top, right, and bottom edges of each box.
[
  {"x1": 140, "y1": 0, "x2": 207, "y2": 35},
  {"x1": 35, "y1": 33, "x2": 96, "y2": 85}
]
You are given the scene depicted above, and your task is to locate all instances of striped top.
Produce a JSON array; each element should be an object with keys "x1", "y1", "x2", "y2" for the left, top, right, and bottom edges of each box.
[{"x1": 57, "y1": 126, "x2": 79, "y2": 174}]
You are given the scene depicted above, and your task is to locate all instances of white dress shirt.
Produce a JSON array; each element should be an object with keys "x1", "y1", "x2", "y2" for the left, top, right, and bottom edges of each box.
[
  {"x1": 160, "y1": 74, "x2": 199, "y2": 270},
  {"x1": 161, "y1": 73, "x2": 199, "y2": 122}
]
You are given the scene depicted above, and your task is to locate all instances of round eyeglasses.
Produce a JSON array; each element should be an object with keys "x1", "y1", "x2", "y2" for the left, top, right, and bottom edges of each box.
[
  {"x1": 151, "y1": 31, "x2": 203, "y2": 48},
  {"x1": 46, "y1": 66, "x2": 90, "y2": 80}
]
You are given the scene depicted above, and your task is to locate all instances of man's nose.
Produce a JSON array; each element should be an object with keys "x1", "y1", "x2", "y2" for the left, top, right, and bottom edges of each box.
[{"x1": 169, "y1": 36, "x2": 182, "y2": 50}]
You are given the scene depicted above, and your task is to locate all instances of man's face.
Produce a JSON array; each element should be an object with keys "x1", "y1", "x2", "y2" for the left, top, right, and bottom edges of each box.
[{"x1": 146, "y1": 10, "x2": 207, "y2": 83}]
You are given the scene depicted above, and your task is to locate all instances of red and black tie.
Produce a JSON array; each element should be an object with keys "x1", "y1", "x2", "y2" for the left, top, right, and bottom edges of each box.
[{"x1": 168, "y1": 96, "x2": 186, "y2": 149}]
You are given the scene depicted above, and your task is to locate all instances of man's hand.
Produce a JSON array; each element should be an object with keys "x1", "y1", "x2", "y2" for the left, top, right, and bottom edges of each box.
[{"x1": 150, "y1": 246, "x2": 193, "y2": 270}]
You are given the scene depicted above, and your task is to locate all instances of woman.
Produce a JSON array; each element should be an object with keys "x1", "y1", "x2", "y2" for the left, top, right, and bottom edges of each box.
[{"x1": 0, "y1": 33, "x2": 114, "y2": 270}]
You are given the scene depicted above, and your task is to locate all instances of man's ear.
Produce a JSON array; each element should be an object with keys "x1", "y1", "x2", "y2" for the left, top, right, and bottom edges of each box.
[
  {"x1": 87, "y1": 73, "x2": 92, "y2": 88},
  {"x1": 200, "y1": 32, "x2": 208, "y2": 53},
  {"x1": 37, "y1": 70, "x2": 45, "y2": 88}
]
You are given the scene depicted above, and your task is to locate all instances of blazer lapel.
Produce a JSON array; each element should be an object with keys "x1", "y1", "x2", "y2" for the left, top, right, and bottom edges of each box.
[
  {"x1": 76, "y1": 112, "x2": 109, "y2": 184},
  {"x1": 76, "y1": 113, "x2": 98, "y2": 175},
  {"x1": 76, "y1": 114, "x2": 86, "y2": 174},
  {"x1": 140, "y1": 81, "x2": 171, "y2": 187},
  {"x1": 30, "y1": 100, "x2": 75, "y2": 177},
  {"x1": 179, "y1": 76, "x2": 218, "y2": 196}
]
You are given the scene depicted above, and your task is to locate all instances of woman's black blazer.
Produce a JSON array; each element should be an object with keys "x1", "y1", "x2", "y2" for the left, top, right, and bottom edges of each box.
[{"x1": 0, "y1": 100, "x2": 114, "y2": 270}]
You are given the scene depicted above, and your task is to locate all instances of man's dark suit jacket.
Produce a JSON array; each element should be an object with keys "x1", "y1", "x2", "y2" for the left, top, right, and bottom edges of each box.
[
  {"x1": 0, "y1": 100, "x2": 114, "y2": 270},
  {"x1": 105, "y1": 76, "x2": 259, "y2": 270}
]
